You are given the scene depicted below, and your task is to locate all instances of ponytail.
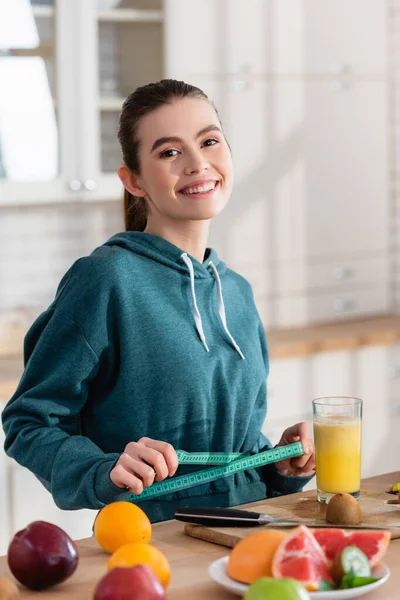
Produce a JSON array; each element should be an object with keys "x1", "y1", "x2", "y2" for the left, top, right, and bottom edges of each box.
[{"x1": 123, "y1": 188, "x2": 148, "y2": 232}]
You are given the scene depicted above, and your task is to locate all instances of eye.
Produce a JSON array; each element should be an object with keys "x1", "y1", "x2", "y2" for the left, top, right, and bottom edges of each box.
[
  {"x1": 159, "y1": 148, "x2": 180, "y2": 159},
  {"x1": 202, "y1": 138, "x2": 219, "y2": 147}
]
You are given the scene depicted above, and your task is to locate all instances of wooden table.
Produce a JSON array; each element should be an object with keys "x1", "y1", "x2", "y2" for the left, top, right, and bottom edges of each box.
[{"x1": 0, "y1": 472, "x2": 399, "y2": 598}]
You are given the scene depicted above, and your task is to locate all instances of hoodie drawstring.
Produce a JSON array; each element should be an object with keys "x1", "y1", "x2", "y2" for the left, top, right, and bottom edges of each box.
[
  {"x1": 181, "y1": 253, "x2": 210, "y2": 353},
  {"x1": 181, "y1": 253, "x2": 245, "y2": 360}
]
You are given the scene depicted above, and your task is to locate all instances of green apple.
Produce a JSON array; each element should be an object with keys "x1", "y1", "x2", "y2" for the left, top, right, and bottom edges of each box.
[{"x1": 244, "y1": 577, "x2": 311, "y2": 600}]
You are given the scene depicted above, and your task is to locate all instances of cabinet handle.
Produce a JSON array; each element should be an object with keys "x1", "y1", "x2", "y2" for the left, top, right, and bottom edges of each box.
[
  {"x1": 389, "y1": 403, "x2": 400, "y2": 418},
  {"x1": 329, "y1": 61, "x2": 350, "y2": 75},
  {"x1": 332, "y1": 266, "x2": 351, "y2": 280},
  {"x1": 228, "y1": 64, "x2": 251, "y2": 75},
  {"x1": 68, "y1": 179, "x2": 82, "y2": 192},
  {"x1": 229, "y1": 80, "x2": 250, "y2": 92},
  {"x1": 83, "y1": 179, "x2": 97, "y2": 191},
  {"x1": 333, "y1": 298, "x2": 353, "y2": 312},
  {"x1": 388, "y1": 365, "x2": 400, "y2": 379},
  {"x1": 330, "y1": 79, "x2": 350, "y2": 92}
]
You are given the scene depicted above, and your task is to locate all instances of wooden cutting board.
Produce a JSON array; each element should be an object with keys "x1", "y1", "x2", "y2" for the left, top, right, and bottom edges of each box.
[{"x1": 184, "y1": 488, "x2": 400, "y2": 547}]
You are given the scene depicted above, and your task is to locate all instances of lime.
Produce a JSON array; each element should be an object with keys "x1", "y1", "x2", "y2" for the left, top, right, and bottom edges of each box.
[{"x1": 244, "y1": 577, "x2": 310, "y2": 600}]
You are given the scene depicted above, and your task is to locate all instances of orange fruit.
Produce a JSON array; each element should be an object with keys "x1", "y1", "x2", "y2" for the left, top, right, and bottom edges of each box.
[
  {"x1": 94, "y1": 502, "x2": 151, "y2": 554},
  {"x1": 227, "y1": 529, "x2": 288, "y2": 584},
  {"x1": 107, "y1": 542, "x2": 171, "y2": 588}
]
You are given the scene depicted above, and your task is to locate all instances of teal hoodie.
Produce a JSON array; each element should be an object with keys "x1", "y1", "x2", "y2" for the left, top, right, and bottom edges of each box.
[{"x1": 2, "y1": 232, "x2": 312, "y2": 522}]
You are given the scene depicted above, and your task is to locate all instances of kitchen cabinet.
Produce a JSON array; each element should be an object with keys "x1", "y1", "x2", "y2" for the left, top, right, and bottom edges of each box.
[
  {"x1": 0, "y1": 0, "x2": 163, "y2": 204},
  {"x1": 165, "y1": 0, "x2": 386, "y2": 78}
]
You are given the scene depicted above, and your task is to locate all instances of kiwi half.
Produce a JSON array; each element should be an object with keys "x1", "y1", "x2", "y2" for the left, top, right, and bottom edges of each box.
[
  {"x1": 326, "y1": 493, "x2": 363, "y2": 525},
  {"x1": 331, "y1": 546, "x2": 371, "y2": 583}
]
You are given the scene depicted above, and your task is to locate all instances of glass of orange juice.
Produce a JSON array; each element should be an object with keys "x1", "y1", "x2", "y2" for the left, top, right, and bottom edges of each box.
[{"x1": 313, "y1": 396, "x2": 362, "y2": 504}]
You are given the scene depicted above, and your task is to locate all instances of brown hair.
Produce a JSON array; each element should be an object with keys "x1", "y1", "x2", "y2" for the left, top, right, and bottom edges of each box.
[{"x1": 118, "y1": 79, "x2": 220, "y2": 231}]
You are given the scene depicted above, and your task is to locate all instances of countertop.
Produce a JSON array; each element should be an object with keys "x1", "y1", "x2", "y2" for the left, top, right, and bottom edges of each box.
[
  {"x1": 1, "y1": 314, "x2": 400, "y2": 400},
  {"x1": 0, "y1": 471, "x2": 398, "y2": 598}
]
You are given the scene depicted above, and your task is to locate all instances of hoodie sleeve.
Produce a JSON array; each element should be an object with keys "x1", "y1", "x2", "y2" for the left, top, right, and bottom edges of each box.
[{"x1": 2, "y1": 306, "x2": 123, "y2": 511}]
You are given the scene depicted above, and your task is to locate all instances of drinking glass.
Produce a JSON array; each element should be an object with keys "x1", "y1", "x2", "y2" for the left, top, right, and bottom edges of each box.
[{"x1": 312, "y1": 396, "x2": 362, "y2": 504}]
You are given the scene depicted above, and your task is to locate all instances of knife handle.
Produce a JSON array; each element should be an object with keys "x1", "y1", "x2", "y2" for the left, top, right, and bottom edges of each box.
[{"x1": 175, "y1": 506, "x2": 262, "y2": 527}]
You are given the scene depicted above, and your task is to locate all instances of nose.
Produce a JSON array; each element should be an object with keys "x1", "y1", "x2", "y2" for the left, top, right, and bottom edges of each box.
[{"x1": 184, "y1": 148, "x2": 210, "y2": 176}]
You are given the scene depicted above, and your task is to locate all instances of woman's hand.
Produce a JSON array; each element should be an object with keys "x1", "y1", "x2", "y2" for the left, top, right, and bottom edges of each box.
[
  {"x1": 110, "y1": 437, "x2": 179, "y2": 495},
  {"x1": 274, "y1": 422, "x2": 315, "y2": 477}
]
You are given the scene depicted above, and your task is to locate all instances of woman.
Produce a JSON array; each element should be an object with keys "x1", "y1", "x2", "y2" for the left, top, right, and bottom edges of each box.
[{"x1": 2, "y1": 80, "x2": 315, "y2": 523}]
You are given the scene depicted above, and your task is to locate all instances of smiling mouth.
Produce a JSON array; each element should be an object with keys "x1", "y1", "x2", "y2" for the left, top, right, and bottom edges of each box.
[{"x1": 178, "y1": 181, "x2": 220, "y2": 196}]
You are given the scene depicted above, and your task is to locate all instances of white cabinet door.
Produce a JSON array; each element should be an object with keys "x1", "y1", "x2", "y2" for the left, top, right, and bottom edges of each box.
[
  {"x1": 10, "y1": 464, "x2": 97, "y2": 543},
  {"x1": 165, "y1": 1, "x2": 386, "y2": 78},
  {"x1": 388, "y1": 344, "x2": 400, "y2": 402},
  {"x1": 270, "y1": 79, "x2": 388, "y2": 262},
  {"x1": 310, "y1": 351, "x2": 354, "y2": 398},
  {"x1": 165, "y1": 0, "x2": 269, "y2": 78},
  {"x1": 0, "y1": 419, "x2": 11, "y2": 555},
  {"x1": 267, "y1": 356, "x2": 309, "y2": 422},
  {"x1": 0, "y1": 0, "x2": 80, "y2": 205},
  {"x1": 73, "y1": 0, "x2": 163, "y2": 202},
  {"x1": 273, "y1": 0, "x2": 386, "y2": 75},
  {"x1": 354, "y1": 345, "x2": 400, "y2": 477}
]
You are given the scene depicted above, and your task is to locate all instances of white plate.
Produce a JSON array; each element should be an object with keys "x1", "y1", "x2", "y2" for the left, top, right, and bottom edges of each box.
[{"x1": 208, "y1": 556, "x2": 390, "y2": 599}]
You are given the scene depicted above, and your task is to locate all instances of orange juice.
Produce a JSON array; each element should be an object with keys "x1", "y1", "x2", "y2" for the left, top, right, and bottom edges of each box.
[{"x1": 314, "y1": 418, "x2": 361, "y2": 494}]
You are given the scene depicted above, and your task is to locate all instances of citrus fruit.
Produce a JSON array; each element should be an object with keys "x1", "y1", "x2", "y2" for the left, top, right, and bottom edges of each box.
[
  {"x1": 244, "y1": 577, "x2": 310, "y2": 600},
  {"x1": 272, "y1": 525, "x2": 332, "y2": 591},
  {"x1": 312, "y1": 529, "x2": 391, "y2": 567},
  {"x1": 227, "y1": 529, "x2": 288, "y2": 584},
  {"x1": 94, "y1": 502, "x2": 151, "y2": 554},
  {"x1": 107, "y1": 541, "x2": 171, "y2": 589}
]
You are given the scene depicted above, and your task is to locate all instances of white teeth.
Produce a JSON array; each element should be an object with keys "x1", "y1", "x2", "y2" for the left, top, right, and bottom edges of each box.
[{"x1": 181, "y1": 181, "x2": 217, "y2": 194}]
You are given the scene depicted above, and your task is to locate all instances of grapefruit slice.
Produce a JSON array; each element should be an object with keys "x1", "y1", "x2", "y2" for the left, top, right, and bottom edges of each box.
[
  {"x1": 313, "y1": 529, "x2": 391, "y2": 568},
  {"x1": 271, "y1": 525, "x2": 332, "y2": 591}
]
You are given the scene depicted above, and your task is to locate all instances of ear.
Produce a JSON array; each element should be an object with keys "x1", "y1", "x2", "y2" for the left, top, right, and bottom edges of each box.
[{"x1": 118, "y1": 164, "x2": 147, "y2": 198}]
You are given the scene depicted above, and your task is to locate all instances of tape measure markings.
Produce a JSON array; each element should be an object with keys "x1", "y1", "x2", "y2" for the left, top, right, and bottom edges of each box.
[
  {"x1": 176, "y1": 450, "x2": 244, "y2": 464},
  {"x1": 125, "y1": 442, "x2": 303, "y2": 503}
]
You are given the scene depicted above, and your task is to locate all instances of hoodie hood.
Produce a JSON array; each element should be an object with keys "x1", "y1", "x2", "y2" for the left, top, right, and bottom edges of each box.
[
  {"x1": 104, "y1": 231, "x2": 226, "y2": 279},
  {"x1": 104, "y1": 231, "x2": 244, "y2": 359}
]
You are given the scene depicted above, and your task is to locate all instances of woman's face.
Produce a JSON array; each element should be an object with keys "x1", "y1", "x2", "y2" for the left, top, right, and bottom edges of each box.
[{"x1": 124, "y1": 97, "x2": 233, "y2": 223}]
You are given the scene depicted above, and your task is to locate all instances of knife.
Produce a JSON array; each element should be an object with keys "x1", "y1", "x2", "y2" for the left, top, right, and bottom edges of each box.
[{"x1": 175, "y1": 506, "x2": 399, "y2": 530}]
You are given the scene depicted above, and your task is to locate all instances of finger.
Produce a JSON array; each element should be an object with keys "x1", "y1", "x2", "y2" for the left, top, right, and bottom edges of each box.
[
  {"x1": 120, "y1": 453, "x2": 156, "y2": 487},
  {"x1": 296, "y1": 422, "x2": 311, "y2": 452},
  {"x1": 110, "y1": 463, "x2": 144, "y2": 495},
  {"x1": 278, "y1": 422, "x2": 304, "y2": 445},
  {"x1": 291, "y1": 438, "x2": 314, "y2": 468},
  {"x1": 140, "y1": 437, "x2": 179, "y2": 476},
  {"x1": 136, "y1": 445, "x2": 170, "y2": 482},
  {"x1": 291, "y1": 451, "x2": 316, "y2": 476}
]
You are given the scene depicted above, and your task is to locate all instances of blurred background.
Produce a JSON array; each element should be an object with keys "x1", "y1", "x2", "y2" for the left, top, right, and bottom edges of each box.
[{"x1": 0, "y1": 0, "x2": 399, "y2": 551}]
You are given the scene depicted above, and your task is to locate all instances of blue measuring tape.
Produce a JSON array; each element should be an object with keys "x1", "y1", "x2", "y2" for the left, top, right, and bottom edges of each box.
[{"x1": 125, "y1": 442, "x2": 304, "y2": 503}]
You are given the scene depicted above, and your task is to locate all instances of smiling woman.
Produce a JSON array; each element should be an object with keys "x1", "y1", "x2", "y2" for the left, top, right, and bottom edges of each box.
[
  {"x1": 117, "y1": 80, "x2": 233, "y2": 247},
  {"x1": 1, "y1": 79, "x2": 315, "y2": 525}
]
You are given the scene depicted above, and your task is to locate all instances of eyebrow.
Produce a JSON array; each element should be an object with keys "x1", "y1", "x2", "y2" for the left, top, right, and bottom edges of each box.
[{"x1": 150, "y1": 124, "x2": 222, "y2": 153}]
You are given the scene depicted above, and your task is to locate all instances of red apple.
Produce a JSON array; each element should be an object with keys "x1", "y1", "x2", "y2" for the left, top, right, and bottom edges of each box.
[
  {"x1": 93, "y1": 565, "x2": 165, "y2": 600},
  {"x1": 7, "y1": 521, "x2": 78, "y2": 590}
]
